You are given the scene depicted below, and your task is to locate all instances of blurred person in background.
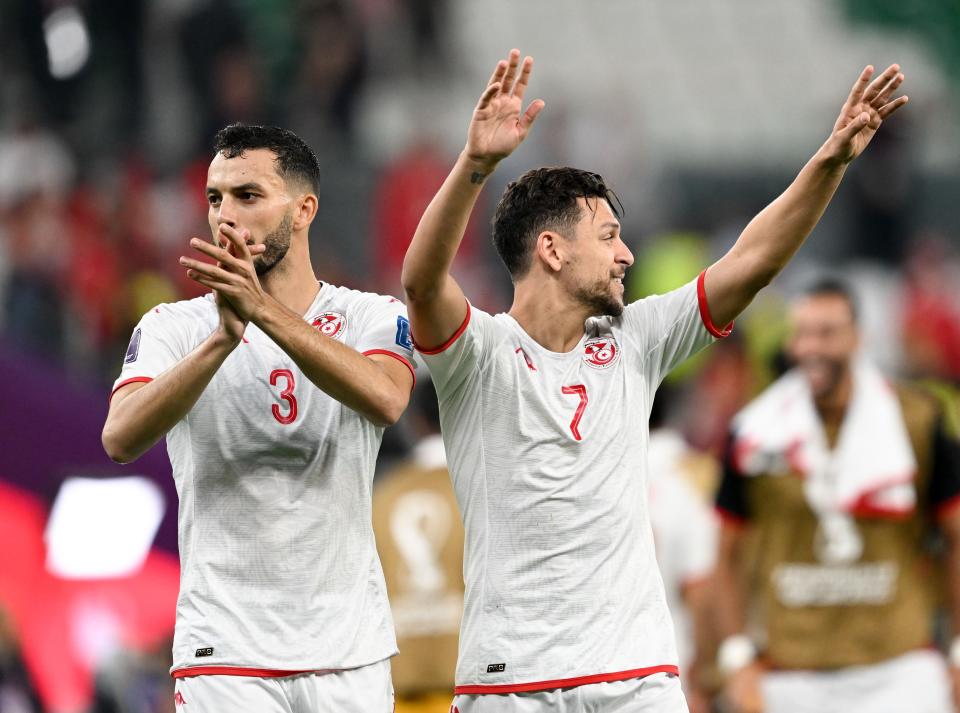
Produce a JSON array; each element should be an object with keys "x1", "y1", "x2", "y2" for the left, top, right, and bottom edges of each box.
[
  {"x1": 402, "y1": 46, "x2": 908, "y2": 712},
  {"x1": 647, "y1": 391, "x2": 720, "y2": 713},
  {"x1": 374, "y1": 378, "x2": 464, "y2": 713},
  {"x1": 101, "y1": 124, "x2": 416, "y2": 712},
  {"x1": 715, "y1": 278, "x2": 960, "y2": 713}
]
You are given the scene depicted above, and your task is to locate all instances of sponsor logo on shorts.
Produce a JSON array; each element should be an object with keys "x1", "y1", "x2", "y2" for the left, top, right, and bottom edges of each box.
[
  {"x1": 486, "y1": 662, "x2": 506, "y2": 673},
  {"x1": 311, "y1": 311, "x2": 347, "y2": 339},
  {"x1": 195, "y1": 647, "x2": 214, "y2": 657},
  {"x1": 583, "y1": 337, "x2": 620, "y2": 369},
  {"x1": 174, "y1": 691, "x2": 186, "y2": 706}
]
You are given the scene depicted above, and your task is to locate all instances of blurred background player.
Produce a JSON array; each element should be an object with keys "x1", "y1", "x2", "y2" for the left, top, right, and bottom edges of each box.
[
  {"x1": 101, "y1": 124, "x2": 415, "y2": 712},
  {"x1": 714, "y1": 278, "x2": 960, "y2": 713},
  {"x1": 401, "y1": 47, "x2": 907, "y2": 712},
  {"x1": 373, "y1": 378, "x2": 464, "y2": 713},
  {"x1": 647, "y1": 391, "x2": 720, "y2": 713}
]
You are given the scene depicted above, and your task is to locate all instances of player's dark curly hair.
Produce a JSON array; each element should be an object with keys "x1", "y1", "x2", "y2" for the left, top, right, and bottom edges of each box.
[
  {"x1": 492, "y1": 167, "x2": 623, "y2": 280},
  {"x1": 213, "y1": 124, "x2": 321, "y2": 195}
]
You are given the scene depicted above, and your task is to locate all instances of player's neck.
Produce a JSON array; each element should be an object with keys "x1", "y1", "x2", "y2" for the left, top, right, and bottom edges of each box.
[
  {"x1": 260, "y1": 238, "x2": 320, "y2": 316},
  {"x1": 508, "y1": 280, "x2": 591, "y2": 353}
]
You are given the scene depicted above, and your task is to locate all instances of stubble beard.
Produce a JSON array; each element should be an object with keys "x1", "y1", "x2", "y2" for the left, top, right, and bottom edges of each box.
[
  {"x1": 254, "y1": 211, "x2": 294, "y2": 277},
  {"x1": 573, "y1": 276, "x2": 624, "y2": 317}
]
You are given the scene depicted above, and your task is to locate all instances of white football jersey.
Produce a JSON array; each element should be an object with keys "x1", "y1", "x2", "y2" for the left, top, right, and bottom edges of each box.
[
  {"x1": 112, "y1": 282, "x2": 416, "y2": 676},
  {"x1": 647, "y1": 429, "x2": 719, "y2": 671},
  {"x1": 418, "y1": 273, "x2": 727, "y2": 694}
]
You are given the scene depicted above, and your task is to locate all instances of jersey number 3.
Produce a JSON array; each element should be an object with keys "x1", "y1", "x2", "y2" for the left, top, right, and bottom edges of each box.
[
  {"x1": 270, "y1": 369, "x2": 298, "y2": 425},
  {"x1": 561, "y1": 384, "x2": 588, "y2": 441}
]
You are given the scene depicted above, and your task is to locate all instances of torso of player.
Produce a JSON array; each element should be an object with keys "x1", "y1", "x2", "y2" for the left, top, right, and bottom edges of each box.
[
  {"x1": 438, "y1": 311, "x2": 677, "y2": 690},
  {"x1": 117, "y1": 283, "x2": 414, "y2": 673},
  {"x1": 742, "y1": 386, "x2": 940, "y2": 670}
]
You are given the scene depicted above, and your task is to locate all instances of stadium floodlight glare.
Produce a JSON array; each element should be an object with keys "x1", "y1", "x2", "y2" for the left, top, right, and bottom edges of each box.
[
  {"x1": 44, "y1": 476, "x2": 165, "y2": 579},
  {"x1": 43, "y1": 6, "x2": 91, "y2": 80}
]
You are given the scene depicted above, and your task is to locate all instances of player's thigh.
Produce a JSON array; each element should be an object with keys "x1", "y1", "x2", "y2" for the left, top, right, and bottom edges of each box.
[
  {"x1": 174, "y1": 675, "x2": 290, "y2": 713},
  {"x1": 451, "y1": 673, "x2": 688, "y2": 713},
  {"x1": 300, "y1": 658, "x2": 394, "y2": 713}
]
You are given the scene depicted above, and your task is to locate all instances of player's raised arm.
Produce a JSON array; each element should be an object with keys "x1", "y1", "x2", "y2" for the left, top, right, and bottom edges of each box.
[
  {"x1": 700, "y1": 64, "x2": 908, "y2": 327},
  {"x1": 401, "y1": 49, "x2": 544, "y2": 348},
  {"x1": 102, "y1": 240, "x2": 265, "y2": 464}
]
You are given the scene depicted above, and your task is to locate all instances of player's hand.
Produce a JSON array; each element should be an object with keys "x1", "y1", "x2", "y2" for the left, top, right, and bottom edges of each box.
[
  {"x1": 180, "y1": 225, "x2": 269, "y2": 323},
  {"x1": 820, "y1": 64, "x2": 908, "y2": 167},
  {"x1": 464, "y1": 49, "x2": 545, "y2": 170},
  {"x1": 721, "y1": 661, "x2": 764, "y2": 713}
]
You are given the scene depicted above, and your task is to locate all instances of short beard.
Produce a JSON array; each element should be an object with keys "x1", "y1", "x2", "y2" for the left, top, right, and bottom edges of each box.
[
  {"x1": 254, "y1": 212, "x2": 294, "y2": 276},
  {"x1": 572, "y1": 276, "x2": 624, "y2": 317}
]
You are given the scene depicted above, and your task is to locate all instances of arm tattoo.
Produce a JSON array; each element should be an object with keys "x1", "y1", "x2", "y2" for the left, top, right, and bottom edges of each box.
[{"x1": 470, "y1": 171, "x2": 487, "y2": 185}]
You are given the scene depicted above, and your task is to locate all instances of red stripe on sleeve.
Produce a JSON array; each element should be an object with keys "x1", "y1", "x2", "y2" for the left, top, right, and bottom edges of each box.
[
  {"x1": 109, "y1": 376, "x2": 153, "y2": 402},
  {"x1": 697, "y1": 269, "x2": 733, "y2": 339},
  {"x1": 363, "y1": 349, "x2": 416, "y2": 389},
  {"x1": 412, "y1": 300, "x2": 472, "y2": 355}
]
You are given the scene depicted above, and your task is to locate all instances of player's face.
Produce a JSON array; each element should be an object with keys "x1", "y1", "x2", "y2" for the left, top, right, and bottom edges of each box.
[
  {"x1": 563, "y1": 198, "x2": 634, "y2": 317},
  {"x1": 205, "y1": 149, "x2": 296, "y2": 276},
  {"x1": 787, "y1": 295, "x2": 859, "y2": 399}
]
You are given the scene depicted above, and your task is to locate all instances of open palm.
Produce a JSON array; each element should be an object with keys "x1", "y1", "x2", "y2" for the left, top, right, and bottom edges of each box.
[
  {"x1": 826, "y1": 64, "x2": 908, "y2": 165},
  {"x1": 466, "y1": 49, "x2": 545, "y2": 165}
]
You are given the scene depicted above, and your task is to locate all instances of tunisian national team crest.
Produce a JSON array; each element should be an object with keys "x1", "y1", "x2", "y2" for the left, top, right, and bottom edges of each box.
[
  {"x1": 310, "y1": 311, "x2": 346, "y2": 339},
  {"x1": 583, "y1": 336, "x2": 621, "y2": 369}
]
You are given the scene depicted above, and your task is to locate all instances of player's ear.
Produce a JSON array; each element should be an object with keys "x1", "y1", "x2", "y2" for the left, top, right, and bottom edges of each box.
[
  {"x1": 536, "y1": 230, "x2": 564, "y2": 273},
  {"x1": 293, "y1": 192, "x2": 318, "y2": 231}
]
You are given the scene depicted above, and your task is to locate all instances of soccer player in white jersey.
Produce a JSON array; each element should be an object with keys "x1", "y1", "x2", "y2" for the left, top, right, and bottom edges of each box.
[
  {"x1": 400, "y1": 49, "x2": 908, "y2": 712},
  {"x1": 101, "y1": 125, "x2": 416, "y2": 712}
]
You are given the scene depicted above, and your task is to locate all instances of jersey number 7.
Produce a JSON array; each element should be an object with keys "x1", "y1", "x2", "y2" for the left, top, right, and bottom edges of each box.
[{"x1": 561, "y1": 384, "x2": 588, "y2": 441}]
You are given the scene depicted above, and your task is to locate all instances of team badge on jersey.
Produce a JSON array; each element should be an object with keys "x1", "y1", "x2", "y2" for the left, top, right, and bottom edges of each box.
[
  {"x1": 583, "y1": 336, "x2": 620, "y2": 369},
  {"x1": 311, "y1": 311, "x2": 346, "y2": 339}
]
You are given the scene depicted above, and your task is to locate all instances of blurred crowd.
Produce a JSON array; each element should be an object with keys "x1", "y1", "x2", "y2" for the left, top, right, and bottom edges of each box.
[{"x1": 2, "y1": 1, "x2": 960, "y2": 712}]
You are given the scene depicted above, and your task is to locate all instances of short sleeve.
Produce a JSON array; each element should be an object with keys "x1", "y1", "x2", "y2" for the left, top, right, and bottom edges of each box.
[
  {"x1": 929, "y1": 416, "x2": 960, "y2": 520},
  {"x1": 354, "y1": 295, "x2": 417, "y2": 387},
  {"x1": 621, "y1": 270, "x2": 731, "y2": 389},
  {"x1": 716, "y1": 434, "x2": 750, "y2": 524},
  {"x1": 414, "y1": 301, "x2": 497, "y2": 397},
  {"x1": 111, "y1": 305, "x2": 195, "y2": 399}
]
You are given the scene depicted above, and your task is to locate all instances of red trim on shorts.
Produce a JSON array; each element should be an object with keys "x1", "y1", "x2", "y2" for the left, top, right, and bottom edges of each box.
[
  {"x1": 172, "y1": 666, "x2": 314, "y2": 679},
  {"x1": 110, "y1": 376, "x2": 153, "y2": 402},
  {"x1": 697, "y1": 269, "x2": 733, "y2": 339},
  {"x1": 363, "y1": 349, "x2": 416, "y2": 389},
  {"x1": 453, "y1": 664, "x2": 679, "y2": 695},
  {"x1": 413, "y1": 301, "x2": 471, "y2": 355}
]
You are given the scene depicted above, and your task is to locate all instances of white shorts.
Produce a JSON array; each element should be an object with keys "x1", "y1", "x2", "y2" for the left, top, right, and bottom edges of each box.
[
  {"x1": 172, "y1": 658, "x2": 394, "y2": 713},
  {"x1": 762, "y1": 649, "x2": 953, "y2": 713},
  {"x1": 450, "y1": 672, "x2": 688, "y2": 713}
]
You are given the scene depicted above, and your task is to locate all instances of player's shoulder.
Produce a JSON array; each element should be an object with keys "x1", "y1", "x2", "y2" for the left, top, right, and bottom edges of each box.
[
  {"x1": 143, "y1": 294, "x2": 216, "y2": 325},
  {"x1": 320, "y1": 281, "x2": 407, "y2": 313}
]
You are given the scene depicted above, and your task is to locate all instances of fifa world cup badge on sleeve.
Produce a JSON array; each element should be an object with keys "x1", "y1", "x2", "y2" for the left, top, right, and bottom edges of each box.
[
  {"x1": 396, "y1": 316, "x2": 413, "y2": 350},
  {"x1": 124, "y1": 328, "x2": 142, "y2": 364}
]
